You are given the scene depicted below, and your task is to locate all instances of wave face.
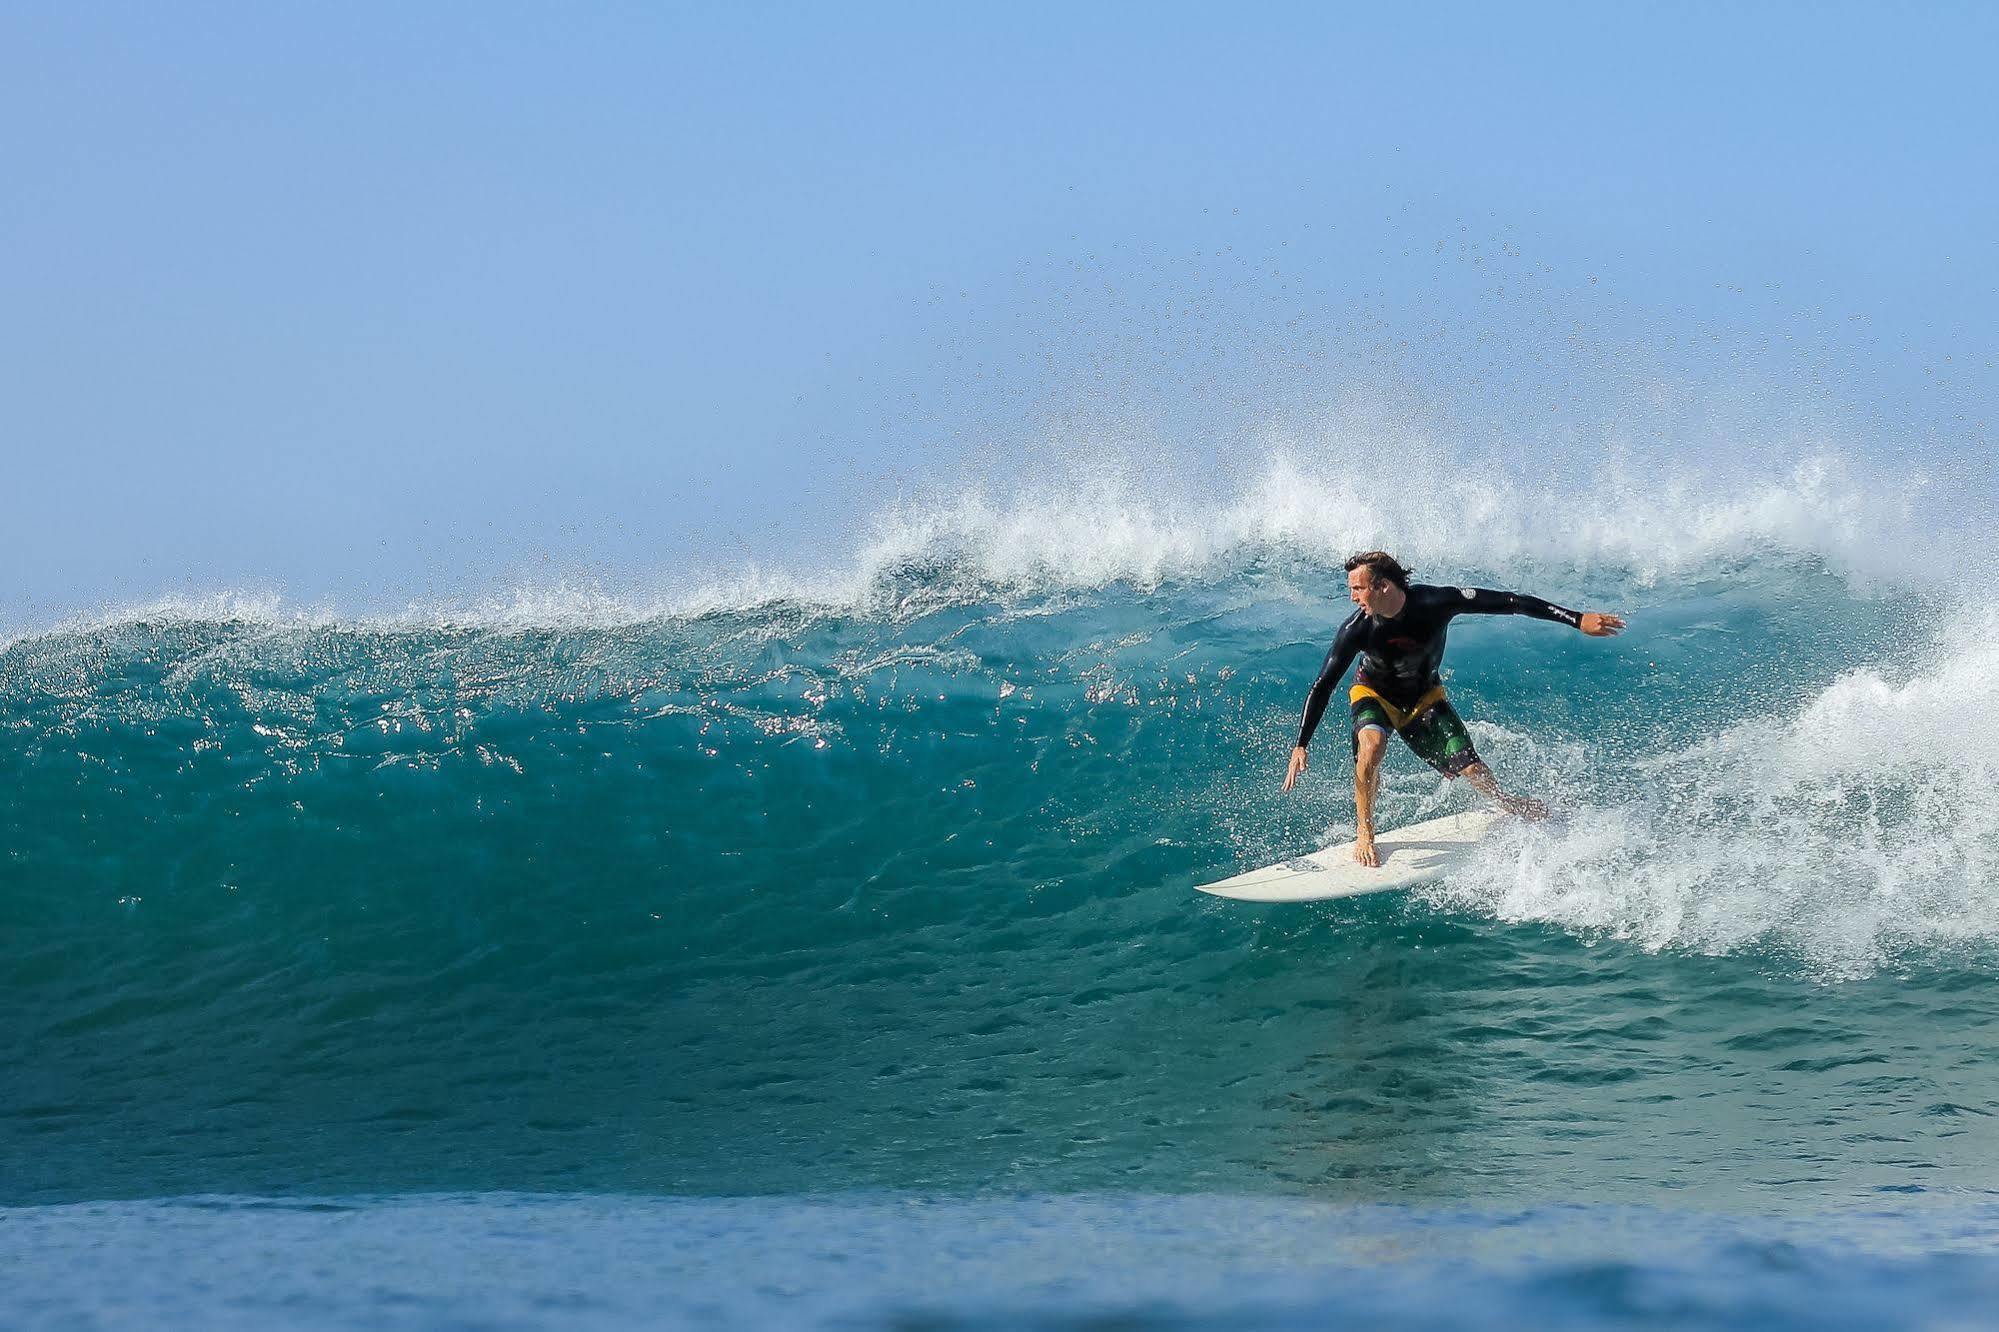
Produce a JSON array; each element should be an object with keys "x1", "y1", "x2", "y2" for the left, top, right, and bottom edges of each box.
[{"x1": 7, "y1": 453, "x2": 1999, "y2": 1206}]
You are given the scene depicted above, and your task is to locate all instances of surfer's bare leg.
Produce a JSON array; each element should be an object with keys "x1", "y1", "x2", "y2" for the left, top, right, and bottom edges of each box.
[
  {"x1": 1458, "y1": 761, "x2": 1549, "y2": 821},
  {"x1": 1353, "y1": 727, "x2": 1387, "y2": 866}
]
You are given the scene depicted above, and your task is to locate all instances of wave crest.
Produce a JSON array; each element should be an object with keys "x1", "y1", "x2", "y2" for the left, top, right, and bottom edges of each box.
[
  {"x1": 843, "y1": 446, "x2": 1946, "y2": 613},
  {"x1": 7, "y1": 446, "x2": 1954, "y2": 649}
]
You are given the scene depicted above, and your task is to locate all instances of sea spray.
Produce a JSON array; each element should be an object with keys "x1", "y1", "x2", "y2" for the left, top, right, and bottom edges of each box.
[{"x1": 1449, "y1": 615, "x2": 1999, "y2": 973}]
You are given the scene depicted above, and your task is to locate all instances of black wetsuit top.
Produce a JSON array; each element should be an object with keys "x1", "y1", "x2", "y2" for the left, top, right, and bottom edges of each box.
[{"x1": 1295, "y1": 584, "x2": 1581, "y2": 749}]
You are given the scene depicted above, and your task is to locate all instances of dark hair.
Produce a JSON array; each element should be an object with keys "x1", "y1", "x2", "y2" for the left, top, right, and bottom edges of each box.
[{"x1": 1344, "y1": 550, "x2": 1412, "y2": 590}]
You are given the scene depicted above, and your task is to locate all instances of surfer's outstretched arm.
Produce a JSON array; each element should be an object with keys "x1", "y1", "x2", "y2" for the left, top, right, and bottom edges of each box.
[
  {"x1": 1452, "y1": 588, "x2": 1625, "y2": 636},
  {"x1": 1282, "y1": 631, "x2": 1358, "y2": 791}
]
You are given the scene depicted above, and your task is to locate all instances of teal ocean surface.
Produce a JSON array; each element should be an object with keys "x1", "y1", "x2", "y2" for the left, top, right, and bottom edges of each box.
[{"x1": 6, "y1": 458, "x2": 1998, "y2": 1326}]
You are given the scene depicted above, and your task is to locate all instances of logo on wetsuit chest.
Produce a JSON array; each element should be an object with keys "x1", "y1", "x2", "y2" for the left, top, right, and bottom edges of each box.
[{"x1": 1459, "y1": 587, "x2": 1475, "y2": 599}]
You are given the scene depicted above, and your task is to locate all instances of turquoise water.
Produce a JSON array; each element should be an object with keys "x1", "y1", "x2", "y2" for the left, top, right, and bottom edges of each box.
[{"x1": 6, "y1": 458, "x2": 1999, "y2": 1324}]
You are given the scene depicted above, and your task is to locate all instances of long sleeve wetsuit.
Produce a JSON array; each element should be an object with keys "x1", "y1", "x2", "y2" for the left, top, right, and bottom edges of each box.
[{"x1": 1294, "y1": 584, "x2": 1582, "y2": 749}]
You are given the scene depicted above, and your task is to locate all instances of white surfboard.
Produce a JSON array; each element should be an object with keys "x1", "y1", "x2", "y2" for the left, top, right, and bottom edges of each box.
[{"x1": 1196, "y1": 809, "x2": 1503, "y2": 902}]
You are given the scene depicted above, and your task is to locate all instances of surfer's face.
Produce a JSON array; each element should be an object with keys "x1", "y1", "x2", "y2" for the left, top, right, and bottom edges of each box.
[{"x1": 1348, "y1": 567, "x2": 1393, "y2": 615}]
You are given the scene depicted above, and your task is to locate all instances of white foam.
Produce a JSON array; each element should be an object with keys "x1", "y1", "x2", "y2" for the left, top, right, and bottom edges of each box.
[{"x1": 1450, "y1": 619, "x2": 1999, "y2": 976}]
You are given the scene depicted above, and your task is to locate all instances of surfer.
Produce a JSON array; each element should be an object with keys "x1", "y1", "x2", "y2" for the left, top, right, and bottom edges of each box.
[{"x1": 1282, "y1": 551, "x2": 1625, "y2": 866}]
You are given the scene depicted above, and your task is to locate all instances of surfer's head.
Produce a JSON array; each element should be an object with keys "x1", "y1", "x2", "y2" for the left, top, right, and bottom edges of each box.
[{"x1": 1344, "y1": 551, "x2": 1411, "y2": 615}]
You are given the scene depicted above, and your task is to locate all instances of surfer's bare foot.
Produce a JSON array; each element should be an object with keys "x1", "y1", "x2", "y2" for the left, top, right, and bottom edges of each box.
[
  {"x1": 1462, "y1": 764, "x2": 1549, "y2": 821},
  {"x1": 1353, "y1": 833, "x2": 1379, "y2": 867}
]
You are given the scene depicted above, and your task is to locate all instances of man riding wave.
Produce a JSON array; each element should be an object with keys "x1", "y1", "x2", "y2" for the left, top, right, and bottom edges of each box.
[{"x1": 1281, "y1": 551, "x2": 1626, "y2": 866}]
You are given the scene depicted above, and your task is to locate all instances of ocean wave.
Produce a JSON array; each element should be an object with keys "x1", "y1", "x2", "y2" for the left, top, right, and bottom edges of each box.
[
  {"x1": 8, "y1": 557, "x2": 1999, "y2": 1205},
  {"x1": 1, "y1": 557, "x2": 1987, "y2": 982}
]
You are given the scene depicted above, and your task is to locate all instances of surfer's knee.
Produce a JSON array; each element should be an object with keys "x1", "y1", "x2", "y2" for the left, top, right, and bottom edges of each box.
[{"x1": 1354, "y1": 727, "x2": 1388, "y2": 770}]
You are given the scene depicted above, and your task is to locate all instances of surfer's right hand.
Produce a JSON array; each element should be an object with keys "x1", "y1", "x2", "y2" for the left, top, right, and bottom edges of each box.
[{"x1": 1282, "y1": 746, "x2": 1308, "y2": 792}]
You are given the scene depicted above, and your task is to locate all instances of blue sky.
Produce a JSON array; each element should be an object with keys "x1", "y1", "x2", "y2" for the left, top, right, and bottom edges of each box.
[{"x1": 3, "y1": 3, "x2": 1994, "y2": 624}]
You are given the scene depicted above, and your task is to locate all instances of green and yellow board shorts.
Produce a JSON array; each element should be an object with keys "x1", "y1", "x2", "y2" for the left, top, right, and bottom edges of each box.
[{"x1": 1349, "y1": 683, "x2": 1481, "y2": 777}]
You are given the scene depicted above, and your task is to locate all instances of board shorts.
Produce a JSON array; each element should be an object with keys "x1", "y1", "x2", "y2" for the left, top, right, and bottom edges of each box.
[{"x1": 1349, "y1": 682, "x2": 1481, "y2": 777}]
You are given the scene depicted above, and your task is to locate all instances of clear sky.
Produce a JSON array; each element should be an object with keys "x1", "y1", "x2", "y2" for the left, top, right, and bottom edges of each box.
[{"x1": 4, "y1": 2, "x2": 1994, "y2": 626}]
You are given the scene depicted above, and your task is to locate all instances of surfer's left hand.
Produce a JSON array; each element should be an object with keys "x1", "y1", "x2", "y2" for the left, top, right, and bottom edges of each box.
[{"x1": 1580, "y1": 612, "x2": 1626, "y2": 637}]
